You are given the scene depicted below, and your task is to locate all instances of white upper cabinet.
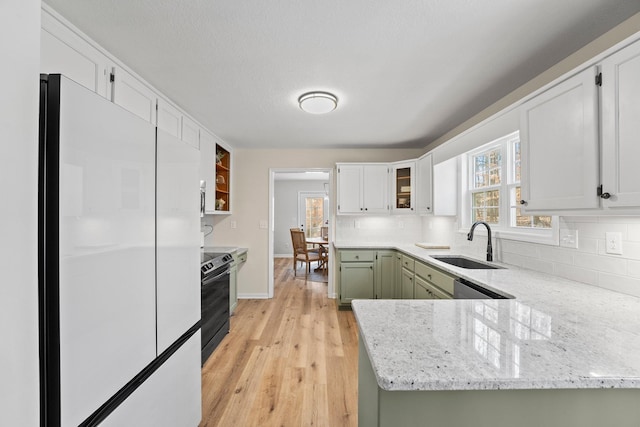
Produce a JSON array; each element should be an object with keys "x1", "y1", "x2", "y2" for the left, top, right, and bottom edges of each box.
[
  {"x1": 199, "y1": 130, "x2": 216, "y2": 214},
  {"x1": 157, "y1": 98, "x2": 182, "y2": 138},
  {"x1": 337, "y1": 164, "x2": 389, "y2": 214},
  {"x1": 391, "y1": 161, "x2": 415, "y2": 214},
  {"x1": 40, "y1": 10, "x2": 111, "y2": 98},
  {"x1": 337, "y1": 165, "x2": 363, "y2": 214},
  {"x1": 433, "y1": 157, "x2": 458, "y2": 216},
  {"x1": 601, "y1": 39, "x2": 640, "y2": 209},
  {"x1": 519, "y1": 66, "x2": 600, "y2": 211},
  {"x1": 111, "y1": 67, "x2": 157, "y2": 124},
  {"x1": 416, "y1": 154, "x2": 433, "y2": 215},
  {"x1": 181, "y1": 115, "x2": 200, "y2": 150},
  {"x1": 363, "y1": 164, "x2": 390, "y2": 214}
]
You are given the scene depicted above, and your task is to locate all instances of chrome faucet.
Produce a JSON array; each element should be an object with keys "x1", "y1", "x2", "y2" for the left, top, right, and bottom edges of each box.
[{"x1": 467, "y1": 221, "x2": 493, "y2": 262}]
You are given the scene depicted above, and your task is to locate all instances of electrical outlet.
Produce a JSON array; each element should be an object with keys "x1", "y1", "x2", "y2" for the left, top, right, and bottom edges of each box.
[
  {"x1": 398, "y1": 221, "x2": 404, "y2": 229},
  {"x1": 559, "y1": 229, "x2": 578, "y2": 249},
  {"x1": 605, "y1": 232, "x2": 623, "y2": 255},
  {"x1": 230, "y1": 220, "x2": 237, "y2": 229},
  {"x1": 259, "y1": 220, "x2": 268, "y2": 229}
]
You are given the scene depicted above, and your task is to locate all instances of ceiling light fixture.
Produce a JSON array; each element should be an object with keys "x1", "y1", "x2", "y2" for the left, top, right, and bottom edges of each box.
[{"x1": 298, "y1": 91, "x2": 338, "y2": 114}]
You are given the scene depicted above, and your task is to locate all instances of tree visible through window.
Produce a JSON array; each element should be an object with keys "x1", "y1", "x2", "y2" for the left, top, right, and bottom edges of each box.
[
  {"x1": 305, "y1": 197, "x2": 324, "y2": 238},
  {"x1": 469, "y1": 132, "x2": 551, "y2": 231}
]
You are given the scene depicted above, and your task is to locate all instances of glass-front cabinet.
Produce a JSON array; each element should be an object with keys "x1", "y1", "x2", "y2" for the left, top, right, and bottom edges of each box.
[{"x1": 391, "y1": 161, "x2": 415, "y2": 213}]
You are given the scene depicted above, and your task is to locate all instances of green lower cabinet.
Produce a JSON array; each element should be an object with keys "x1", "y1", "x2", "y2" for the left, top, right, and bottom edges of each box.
[
  {"x1": 339, "y1": 262, "x2": 375, "y2": 304},
  {"x1": 375, "y1": 251, "x2": 396, "y2": 299},
  {"x1": 401, "y1": 268, "x2": 414, "y2": 299},
  {"x1": 394, "y1": 253, "x2": 403, "y2": 298},
  {"x1": 414, "y1": 276, "x2": 433, "y2": 299},
  {"x1": 359, "y1": 336, "x2": 640, "y2": 427}
]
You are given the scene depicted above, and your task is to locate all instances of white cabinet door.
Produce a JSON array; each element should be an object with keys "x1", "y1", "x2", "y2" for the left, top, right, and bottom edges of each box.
[
  {"x1": 157, "y1": 98, "x2": 182, "y2": 138},
  {"x1": 41, "y1": 11, "x2": 111, "y2": 98},
  {"x1": 156, "y1": 130, "x2": 201, "y2": 354},
  {"x1": 362, "y1": 164, "x2": 390, "y2": 214},
  {"x1": 519, "y1": 66, "x2": 600, "y2": 211},
  {"x1": 416, "y1": 153, "x2": 433, "y2": 215},
  {"x1": 337, "y1": 164, "x2": 363, "y2": 214},
  {"x1": 181, "y1": 115, "x2": 200, "y2": 149},
  {"x1": 111, "y1": 67, "x2": 157, "y2": 124},
  {"x1": 101, "y1": 332, "x2": 202, "y2": 427},
  {"x1": 601, "y1": 39, "x2": 640, "y2": 209},
  {"x1": 391, "y1": 161, "x2": 415, "y2": 214},
  {"x1": 199, "y1": 130, "x2": 216, "y2": 214},
  {"x1": 433, "y1": 157, "x2": 457, "y2": 216}
]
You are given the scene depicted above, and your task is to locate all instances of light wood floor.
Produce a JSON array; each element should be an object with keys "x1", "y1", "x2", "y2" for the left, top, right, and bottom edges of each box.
[{"x1": 200, "y1": 257, "x2": 358, "y2": 427}]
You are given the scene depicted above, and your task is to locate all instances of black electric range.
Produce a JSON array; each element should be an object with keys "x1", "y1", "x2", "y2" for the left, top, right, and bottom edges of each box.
[{"x1": 200, "y1": 251, "x2": 234, "y2": 365}]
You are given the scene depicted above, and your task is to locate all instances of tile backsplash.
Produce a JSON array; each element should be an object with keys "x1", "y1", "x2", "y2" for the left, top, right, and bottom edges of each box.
[
  {"x1": 450, "y1": 216, "x2": 640, "y2": 298},
  {"x1": 336, "y1": 215, "x2": 423, "y2": 244}
]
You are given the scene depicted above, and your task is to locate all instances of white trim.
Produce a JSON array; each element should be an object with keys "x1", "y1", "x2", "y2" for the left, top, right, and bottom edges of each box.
[
  {"x1": 461, "y1": 132, "x2": 560, "y2": 246},
  {"x1": 238, "y1": 293, "x2": 270, "y2": 299},
  {"x1": 268, "y1": 167, "x2": 335, "y2": 300}
]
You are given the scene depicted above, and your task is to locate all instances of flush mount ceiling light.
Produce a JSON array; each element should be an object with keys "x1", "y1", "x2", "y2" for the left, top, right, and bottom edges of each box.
[{"x1": 298, "y1": 91, "x2": 338, "y2": 114}]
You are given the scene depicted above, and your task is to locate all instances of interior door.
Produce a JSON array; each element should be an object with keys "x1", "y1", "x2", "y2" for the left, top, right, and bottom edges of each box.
[{"x1": 298, "y1": 191, "x2": 328, "y2": 238}]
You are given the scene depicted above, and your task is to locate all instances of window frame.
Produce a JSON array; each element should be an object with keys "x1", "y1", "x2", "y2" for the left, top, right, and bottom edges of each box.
[{"x1": 460, "y1": 131, "x2": 559, "y2": 246}]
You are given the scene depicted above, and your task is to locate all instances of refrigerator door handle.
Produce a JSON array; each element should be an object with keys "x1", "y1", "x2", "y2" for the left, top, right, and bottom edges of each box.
[{"x1": 200, "y1": 180, "x2": 206, "y2": 217}]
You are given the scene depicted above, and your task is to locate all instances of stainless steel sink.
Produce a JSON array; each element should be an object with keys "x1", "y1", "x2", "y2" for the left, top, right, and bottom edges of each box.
[{"x1": 432, "y1": 255, "x2": 503, "y2": 270}]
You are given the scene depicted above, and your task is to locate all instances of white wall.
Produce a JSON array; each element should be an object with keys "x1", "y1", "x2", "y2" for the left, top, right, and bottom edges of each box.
[
  {"x1": 0, "y1": 0, "x2": 41, "y2": 425},
  {"x1": 203, "y1": 148, "x2": 424, "y2": 297},
  {"x1": 274, "y1": 179, "x2": 327, "y2": 256}
]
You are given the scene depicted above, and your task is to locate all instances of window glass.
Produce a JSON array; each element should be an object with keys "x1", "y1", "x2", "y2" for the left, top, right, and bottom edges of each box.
[{"x1": 467, "y1": 132, "x2": 552, "y2": 235}]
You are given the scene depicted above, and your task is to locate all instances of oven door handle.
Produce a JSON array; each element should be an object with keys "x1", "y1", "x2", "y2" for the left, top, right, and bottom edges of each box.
[{"x1": 202, "y1": 269, "x2": 230, "y2": 286}]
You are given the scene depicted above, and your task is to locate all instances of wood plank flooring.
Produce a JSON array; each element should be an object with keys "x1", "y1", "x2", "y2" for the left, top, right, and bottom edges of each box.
[{"x1": 200, "y1": 258, "x2": 358, "y2": 427}]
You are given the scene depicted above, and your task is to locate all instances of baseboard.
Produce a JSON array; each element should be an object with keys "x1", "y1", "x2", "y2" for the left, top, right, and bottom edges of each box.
[
  {"x1": 238, "y1": 293, "x2": 269, "y2": 299},
  {"x1": 274, "y1": 254, "x2": 292, "y2": 258}
]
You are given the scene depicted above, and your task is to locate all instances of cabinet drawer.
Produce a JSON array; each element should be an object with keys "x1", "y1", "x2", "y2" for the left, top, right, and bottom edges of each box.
[
  {"x1": 340, "y1": 250, "x2": 374, "y2": 262},
  {"x1": 415, "y1": 275, "x2": 453, "y2": 300},
  {"x1": 401, "y1": 255, "x2": 415, "y2": 272},
  {"x1": 415, "y1": 261, "x2": 454, "y2": 296}
]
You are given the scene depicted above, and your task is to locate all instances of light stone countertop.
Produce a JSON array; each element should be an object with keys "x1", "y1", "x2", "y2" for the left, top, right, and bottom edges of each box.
[
  {"x1": 338, "y1": 242, "x2": 640, "y2": 391},
  {"x1": 202, "y1": 246, "x2": 247, "y2": 255}
]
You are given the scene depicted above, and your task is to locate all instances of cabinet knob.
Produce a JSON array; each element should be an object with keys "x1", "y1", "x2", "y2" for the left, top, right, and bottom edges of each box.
[
  {"x1": 519, "y1": 200, "x2": 527, "y2": 205},
  {"x1": 427, "y1": 274, "x2": 432, "y2": 280},
  {"x1": 600, "y1": 192, "x2": 611, "y2": 199},
  {"x1": 360, "y1": 208, "x2": 363, "y2": 211},
  {"x1": 365, "y1": 208, "x2": 368, "y2": 211}
]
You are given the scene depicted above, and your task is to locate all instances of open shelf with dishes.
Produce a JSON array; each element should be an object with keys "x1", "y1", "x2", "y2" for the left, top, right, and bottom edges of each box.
[{"x1": 215, "y1": 144, "x2": 230, "y2": 212}]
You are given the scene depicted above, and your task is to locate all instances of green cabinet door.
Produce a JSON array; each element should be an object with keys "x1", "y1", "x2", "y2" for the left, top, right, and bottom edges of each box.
[
  {"x1": 376, "y1": 251, "x2": 396, "y2": 299},
  {"x1": 395, "y1": 252, "x2": 403, "y2": 298},
  {"x1": 401, "y1": 268, "x2": 414, "y2": 299},
  {"x1": 340, "y1": 262, "x2": 375, "y2": 304}
]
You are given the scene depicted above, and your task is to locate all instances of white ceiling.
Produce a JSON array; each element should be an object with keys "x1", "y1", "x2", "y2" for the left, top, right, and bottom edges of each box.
[{"x1": 44, "y1": 0, "x2": 640, "y2": 149}]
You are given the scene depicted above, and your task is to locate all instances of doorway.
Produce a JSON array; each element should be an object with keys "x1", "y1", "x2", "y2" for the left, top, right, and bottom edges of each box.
[{"x1": 268, "y1": 169, "x2": 334, "y2": 299}]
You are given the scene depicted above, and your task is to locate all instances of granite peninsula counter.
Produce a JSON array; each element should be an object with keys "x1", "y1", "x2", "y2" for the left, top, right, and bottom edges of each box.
[{"x1": 340, "y1": 243, "x2": 640, "y2": 426}]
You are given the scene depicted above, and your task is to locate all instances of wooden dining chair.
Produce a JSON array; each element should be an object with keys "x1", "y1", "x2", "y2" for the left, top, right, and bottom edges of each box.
[{"x1": 290, "y1": 229, "x2": 322, "y2": 276}]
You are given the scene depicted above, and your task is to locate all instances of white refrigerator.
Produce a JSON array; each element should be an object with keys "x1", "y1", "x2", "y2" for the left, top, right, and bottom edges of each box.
[{"x1": 38, "y1": 74, "x2": 201, "y2": 426}]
